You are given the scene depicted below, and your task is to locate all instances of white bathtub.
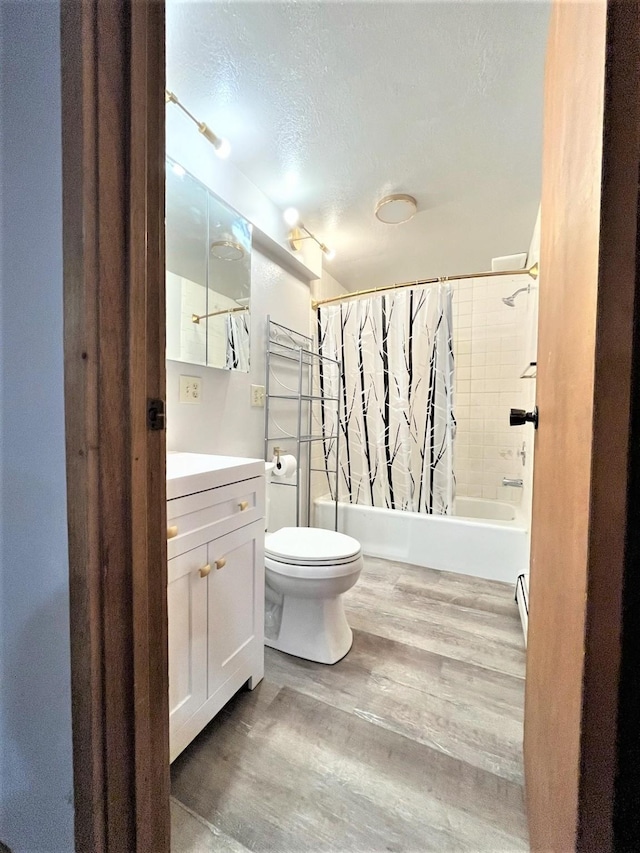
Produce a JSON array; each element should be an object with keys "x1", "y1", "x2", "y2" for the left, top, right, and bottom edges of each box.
[{"x1": 315, "y1": 495, "x2": 529, "y2": 584}]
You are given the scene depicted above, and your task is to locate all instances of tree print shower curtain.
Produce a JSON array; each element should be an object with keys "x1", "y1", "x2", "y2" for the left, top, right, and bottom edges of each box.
[
  {"x1": 225, "y1": 311, "x2": 250, "y2": 372},
  {"x1": 317, "y1": 284, "x2": 455, "y2": 514}
]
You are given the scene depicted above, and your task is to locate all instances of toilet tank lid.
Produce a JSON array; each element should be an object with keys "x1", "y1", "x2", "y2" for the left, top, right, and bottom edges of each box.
[{"x1": 265, "y1": 527, "x2": 361, "y2": 563}]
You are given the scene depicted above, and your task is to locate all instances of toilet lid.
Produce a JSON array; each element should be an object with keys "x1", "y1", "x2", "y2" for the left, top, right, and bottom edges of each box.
[{"x1": 265, "y1": 527, "x2": 361, "y2": 566}]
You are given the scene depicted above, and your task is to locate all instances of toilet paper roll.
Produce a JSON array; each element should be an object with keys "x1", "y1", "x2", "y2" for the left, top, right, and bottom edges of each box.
[{"x1": 272, "y1": 453, "x2": 297, "y2": 478}]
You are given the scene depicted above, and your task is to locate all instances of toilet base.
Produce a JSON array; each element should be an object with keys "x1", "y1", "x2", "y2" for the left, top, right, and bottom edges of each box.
[{"x1": 265, "y1": 593, "x2": 353, "y2": 665}]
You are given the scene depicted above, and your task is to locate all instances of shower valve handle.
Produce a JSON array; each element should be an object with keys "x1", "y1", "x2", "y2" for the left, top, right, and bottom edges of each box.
[{"x1": 510, "y1": 406, "x2": 539, "y2": 429}]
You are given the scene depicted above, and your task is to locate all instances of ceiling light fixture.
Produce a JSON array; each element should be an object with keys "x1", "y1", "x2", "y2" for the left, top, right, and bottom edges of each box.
[
  {"x1": 210, "y1": 240, "x2": 246, "y2": 261},
  {"x1": 375, "y1": 193, "x2": 418, "y2": 225},
  {"x1": 166, "y1": 90, "x2": 231, "y2": 159},
  {"x1": 283, "y1": 210, "x2": 334, "y2": 262}
]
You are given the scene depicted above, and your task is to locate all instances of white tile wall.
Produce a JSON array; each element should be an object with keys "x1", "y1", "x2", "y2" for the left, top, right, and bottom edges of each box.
[
  {"x1": 452, "y1": 273, "x2": 532, "y2": 504},
  {"x1": 180, "y1": 276, "x2": 207, "y2": 365}
]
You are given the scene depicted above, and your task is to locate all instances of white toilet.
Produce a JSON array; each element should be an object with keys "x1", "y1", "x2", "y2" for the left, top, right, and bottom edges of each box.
[{"x1": 264, "y1": 466, "x2": 363, "y2": 664}]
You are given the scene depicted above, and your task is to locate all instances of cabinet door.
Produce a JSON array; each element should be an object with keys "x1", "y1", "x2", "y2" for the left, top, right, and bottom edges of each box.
[
  {"x1": 167, "y1": 544, "x2": 209, "y2": 734},
  {"x1": 207, "y1": 521, "x2": 264, "y2": 700}
]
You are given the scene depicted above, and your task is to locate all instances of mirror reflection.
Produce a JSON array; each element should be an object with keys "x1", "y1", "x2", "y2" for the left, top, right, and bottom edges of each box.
[{"x1": 165, "y1": 157, "x2": 252, "y2": 371}]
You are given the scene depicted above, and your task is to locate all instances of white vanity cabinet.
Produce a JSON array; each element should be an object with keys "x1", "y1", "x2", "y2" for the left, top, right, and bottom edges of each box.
[{"x1": 166, "y1": 453, "x2": 265, "y2": 762}]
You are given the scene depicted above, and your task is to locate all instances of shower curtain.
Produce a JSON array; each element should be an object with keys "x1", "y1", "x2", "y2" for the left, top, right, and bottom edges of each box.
[
  {"x1": 225, "y1": 311, "x2": 250, "y2": 371},
  {"x1": 317, "y1": 284, "x2": 455, "y2": 514}
]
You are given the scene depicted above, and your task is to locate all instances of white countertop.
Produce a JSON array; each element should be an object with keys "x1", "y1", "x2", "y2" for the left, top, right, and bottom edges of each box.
[{"x1": 167, "y1": 452, "x2": 265, "y2": 500}]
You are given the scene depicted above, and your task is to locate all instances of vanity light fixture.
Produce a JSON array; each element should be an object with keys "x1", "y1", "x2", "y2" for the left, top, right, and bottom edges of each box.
[
  {"x1": 165, "y1": 89, "x2": 231, "y2": 159},
  {"x1": 283, "y1": 209, "x2": 335, "y2": 261}
]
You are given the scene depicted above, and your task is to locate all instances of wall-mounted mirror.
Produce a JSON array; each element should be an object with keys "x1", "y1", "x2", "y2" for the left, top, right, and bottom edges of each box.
[{"x1": 166, "y1": 157, "x2": 252, "y2": 371}]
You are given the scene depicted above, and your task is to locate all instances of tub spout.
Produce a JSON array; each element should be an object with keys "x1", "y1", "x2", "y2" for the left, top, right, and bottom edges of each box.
[{"x1": 502, "y1": 477, "x2": 523, "y2": 488}]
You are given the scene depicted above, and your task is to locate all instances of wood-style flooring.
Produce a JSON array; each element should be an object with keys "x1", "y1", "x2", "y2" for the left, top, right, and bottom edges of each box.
[{"x1": 171, "y1": 556, "x2": 528, "y2": 852}]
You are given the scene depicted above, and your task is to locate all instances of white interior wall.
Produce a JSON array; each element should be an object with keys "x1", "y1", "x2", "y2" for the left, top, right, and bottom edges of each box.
[
  {"x1": 166, "y1": 248, "x2": 312, "y2": 458},
  {"x1": 0, "y1": 3, "x2": 75, "y2": 850},
  {"x1": 310, "y1": 271, "x2": 348, "y2": 306}
]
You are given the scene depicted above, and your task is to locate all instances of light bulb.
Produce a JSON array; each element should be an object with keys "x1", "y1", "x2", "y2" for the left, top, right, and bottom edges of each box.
[
  {"x1": 323, "y1": 247, "x2": 336, "y2": 261},
  {"x1": 283, "y1": 207, "x2": 300, "y2": 227},
  {"x1": 215, "y1": 137, "x2": 231, "y2": 159},
  {"x1": 198, "y1": 123, "x2": 231, "y2": 159}
]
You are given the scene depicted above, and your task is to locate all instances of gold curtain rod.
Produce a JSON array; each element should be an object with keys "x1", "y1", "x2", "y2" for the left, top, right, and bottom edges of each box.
[
  {"x1": 311, "y1": 263, "x2": 539, "y2": 310},
  {"x1": 192, "y1": 305, "x2": 249, "y2": 325}
]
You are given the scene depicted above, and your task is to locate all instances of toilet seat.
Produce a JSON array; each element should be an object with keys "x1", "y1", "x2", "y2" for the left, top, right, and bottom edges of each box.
[
  {"x1": 265, "y1": 527, "x2": 362, "y2": 579},
  {"x1": 265, "y1": 553, "x2": 362, "y2": 580},
  {"x1": 265, "y1": 527, "x2": 361, "y2": 565}
]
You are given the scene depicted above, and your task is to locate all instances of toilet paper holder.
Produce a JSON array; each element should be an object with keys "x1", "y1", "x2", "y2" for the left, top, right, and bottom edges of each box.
[
  {"x1": 273, "y1": 446, "x2": 288, "y2": 466},
  {"x1": 271, "y1": 447, "x2": 297, "y2": 479}
]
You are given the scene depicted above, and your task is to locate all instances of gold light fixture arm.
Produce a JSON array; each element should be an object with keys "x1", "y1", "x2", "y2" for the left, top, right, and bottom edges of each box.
[
  {"x1": 192, "y1": 305, "x2": 249, "y2": 325},
  {"x1": 311, "y1": 263, "x2": 539, "y2": 310},
  {"x1": 288, "y1": 223, "x2": 333, "y2": 259},
  {"x1": 166, "y1": 89, "x2": 229, "y2": 156}
]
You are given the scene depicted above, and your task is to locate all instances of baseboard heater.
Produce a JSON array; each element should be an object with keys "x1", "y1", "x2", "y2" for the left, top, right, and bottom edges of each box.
[{"x1": 515, "y1": 573, "x2": 528, "y2": 647}]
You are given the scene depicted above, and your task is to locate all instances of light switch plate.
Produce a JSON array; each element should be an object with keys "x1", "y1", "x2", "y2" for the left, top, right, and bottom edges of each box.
[
  {"x1": 250, "y1": 384, "x2": 265, "y2": 407},
  {"x1": 179, "y1": 375, "x2": 202, "y2": 404}
]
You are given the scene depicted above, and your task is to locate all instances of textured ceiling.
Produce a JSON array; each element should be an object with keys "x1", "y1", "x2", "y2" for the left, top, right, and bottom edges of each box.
[{"x1": 167, "y1": 1, "x2": 550, "y2": 291}]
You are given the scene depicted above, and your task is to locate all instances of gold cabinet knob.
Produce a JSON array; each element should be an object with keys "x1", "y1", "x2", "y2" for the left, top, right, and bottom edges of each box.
[
  {"x1": 167, "y1": 525, "x2": 178, "y2": 539},
  {"x1": 238, "y1": 500, "x2": 249, "y2": 511},
  {"x1": 199, "y1": 564, "x2": 211, "y2": 578},
  {"x1": 214, "y1": 557, "x2": 227, "y2": 571}
]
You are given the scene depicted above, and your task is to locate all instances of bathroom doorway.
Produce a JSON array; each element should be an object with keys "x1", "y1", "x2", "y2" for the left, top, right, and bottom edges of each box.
[{"x1": 60, "y1": 1, "x2": 640, "y2": 851}]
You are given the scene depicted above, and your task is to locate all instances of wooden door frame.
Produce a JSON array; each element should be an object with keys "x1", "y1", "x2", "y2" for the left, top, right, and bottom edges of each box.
[
  {"x1": 580, "y1": 2, "x2": 640, "y2": 847},
  {"x1": 61, "y1": 1, "x2": 169, "y2": 851}
]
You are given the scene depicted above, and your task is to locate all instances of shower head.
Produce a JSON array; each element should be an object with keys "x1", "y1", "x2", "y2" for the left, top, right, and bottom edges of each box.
[{"x1": 502, "y1": 285, "x2": 529, "y2": 307}]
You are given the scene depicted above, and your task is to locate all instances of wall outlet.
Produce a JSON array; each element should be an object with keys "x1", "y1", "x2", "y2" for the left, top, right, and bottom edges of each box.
[
  {"x1": 179, "y1": 375, "x2": 202, "y2": 404},
  {"x1": 250, "y1": 384, "x2": 265, "y2": 408}
]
